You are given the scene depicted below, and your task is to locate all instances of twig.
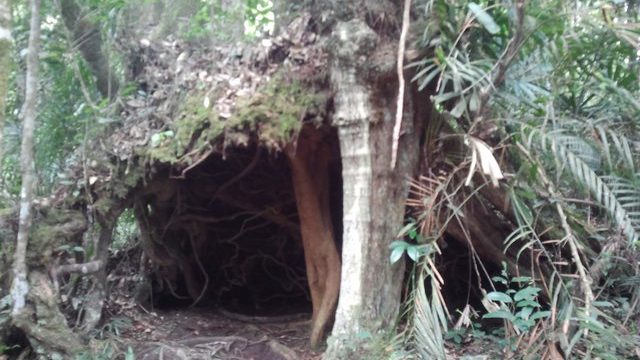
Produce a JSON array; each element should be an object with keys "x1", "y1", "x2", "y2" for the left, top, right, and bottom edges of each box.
[
  {"x1": 391, "y1": 0, "x2": 412, "y2": 169},
  {"x1": 170, "y1": 145, "x2": 215, "y2": 179}
]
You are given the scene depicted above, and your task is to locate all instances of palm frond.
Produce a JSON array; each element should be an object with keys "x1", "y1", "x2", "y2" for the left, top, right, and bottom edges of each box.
[
  {"x1": 596, "y1": 125, "x2": 636, "y2": 172},
  {"x1": 412, "y1": 271, "x2": 448, "y2": 360},
  {"x1": 524, "y1": 126, "x2": 639, "y2": 244}
]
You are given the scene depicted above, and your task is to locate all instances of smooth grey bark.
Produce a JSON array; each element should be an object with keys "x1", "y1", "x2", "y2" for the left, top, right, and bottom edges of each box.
[
  {"x1": 10, "y1": 0, "x2": 40, "y2": 318},
  {"x1": 59, "y1": 0, "x2": 119, "y2": 99},
  {"x1": 0, "y1": 0, "x2": 11, "y2": 170},
  {"x1": 326, "y1": 18, "x2": 422, "y2": 358}
]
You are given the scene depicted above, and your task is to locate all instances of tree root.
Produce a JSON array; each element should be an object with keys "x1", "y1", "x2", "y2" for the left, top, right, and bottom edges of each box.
[
  {"x1": 13, "y1": 272, "x2": 83, "y2": 358},
  {"x1": 217, "y1": 307, "x2": 311, "y2": 324}
]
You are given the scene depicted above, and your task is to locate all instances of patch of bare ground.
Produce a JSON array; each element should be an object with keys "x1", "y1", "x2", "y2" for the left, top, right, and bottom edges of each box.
[{"x1": 113, "y1": 307, "x2": 321, "y2": 360}]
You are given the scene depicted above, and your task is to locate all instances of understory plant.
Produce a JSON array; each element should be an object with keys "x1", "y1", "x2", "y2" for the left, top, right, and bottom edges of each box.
[{"x1": 397, "y1": 0, "x2": 640, "y2": 358}]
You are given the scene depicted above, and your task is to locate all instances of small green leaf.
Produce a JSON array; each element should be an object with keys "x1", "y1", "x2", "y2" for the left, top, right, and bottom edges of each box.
[
  {"x1": 468, "y1": 3, "x2": 500, "y2": 34},
  {"x1": 511, "y1": 276, "x2": 532, "y2": 283},
  {"x1": 125, "y1": 347, "x2": 135, "y2": 360},
  {"x1": 530, "y1": 310, "x2": 551, "y2": 320},
  {"x1": 390, "y1": 240, "x2": 409, "y2": 249},
  {"x1": 486, "y1": 291, "x2": 512, "y2": 303},
  {"x1": 516, "y1": 299, "x2": 540, "y2": 308},
  {"x1": 516, "y1": 306, "x2": 534, "y2": 320},
  {"x1": 407, "y1": 246, "x2": 420, "y2": 262},
  {"x1": 390, "y1": 246, "x2": 405, "y2": 264},
  {"x1": 483, "y1": 309, "x2": 515, "y2": 321},
  {"x1": 451, "y1": 98, "x2": 467, "y2": 118},
  {"x1": 396, "y1": 223, "x2": 414, "y2": 238},
  {"x1": 514, "y1": 287, "x2": 541, "y2": 302},
  {"x1": 491, "y1": 276, "x2": 508, "y2": 285}
]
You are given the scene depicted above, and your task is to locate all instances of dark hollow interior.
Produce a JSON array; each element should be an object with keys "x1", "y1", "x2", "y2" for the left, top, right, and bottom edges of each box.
[
  {"x1": 437, "y1": 236, "x2": 501, "y2": 313},
  {"x1": 146, "y1": 134, "x2": 343, "y2": 317}
]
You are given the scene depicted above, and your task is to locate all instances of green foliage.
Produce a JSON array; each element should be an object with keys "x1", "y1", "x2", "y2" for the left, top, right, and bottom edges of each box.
[
  {"x1": 244, "y1": 0, "x2": 274, "y2": 38},
  {"x1": 406, "y1": 0, "x2": 640, "y2": 357},
  {"x1": 2, "y1": 0, "x2": 113, "y2": 194},
  {"x1": 483, "y1": 265, "x2": 550, "y2": 333},
  {"x1": 520, "y1": 125, "x2": 640, "y2": 244},
  {"x1": 392, "y1": 220, "x2": 447, "y2": 359},
  {"x1": 390, "y1": 221, "x2": 435, "y2": 263}
]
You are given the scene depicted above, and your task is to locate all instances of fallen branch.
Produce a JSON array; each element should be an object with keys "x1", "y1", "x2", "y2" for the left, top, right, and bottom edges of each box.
[
  {"x1": 51, "y1": 260, "x2": 104, "y2": 293},
  {"x1": 55, "y1": 260, "x2": 103, "y2": 275}
]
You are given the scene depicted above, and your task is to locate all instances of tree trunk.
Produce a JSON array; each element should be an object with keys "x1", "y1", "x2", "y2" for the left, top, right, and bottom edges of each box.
[
  {"x1": 0, "y1": 0, "x2": 11, "y2": 169},
  {"x1": 10, "y1": 0, "x2": 40, "y2": 319},
  {"x1": 9, "y1": 6, "x2": 84, "y2": 355},
  {"x1": 59, "y1": 0, "x2": 119, "y2": 99},
  {"x1": 326, "y1": 18, "x2": 422, "y2": 358},
  {"x1": 288, "y1": 126, "x2": 341, "y2": 349}
]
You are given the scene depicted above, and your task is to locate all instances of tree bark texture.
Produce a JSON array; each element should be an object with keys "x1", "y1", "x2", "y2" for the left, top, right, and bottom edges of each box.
[
  {"x1": 0, "y1": 0, "x2": 11, "y2": 169},
  {"x1": 80, "y1": 209, "x2": 121, "y2": 332},
  {"x1": 60, "y1": 0, "x2": 119, "y2": 99},
  {"x1": 326, "y1": 18, "x2": 422, "y2": 358},
  {"x1": 13, "y1": 272, "x2": 83, "y2": 358},
  {"x1": 288, "y1": 126, "x2": 341, "y2": 349},
  {"x1": 11, "y1": 0, "x2": 40, "y2": 318}
]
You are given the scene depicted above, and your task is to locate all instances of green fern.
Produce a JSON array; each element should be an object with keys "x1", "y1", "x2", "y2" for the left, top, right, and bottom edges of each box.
[
  {"x1": 524, "y1": 126, "x2": 639, "y2": 244},
  {"x1": 596, "y1": 125, "x2": 636, "y2": 172}
]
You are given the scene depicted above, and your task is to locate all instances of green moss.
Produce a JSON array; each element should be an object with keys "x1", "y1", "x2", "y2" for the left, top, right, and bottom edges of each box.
[
  {"x1": 143, "y1": 92, "x2": 223, "y2": 164},
  {"x1": 28, "y1": 209, "x2": 87, "y2": 266},
  {"x1": 107, "y1": 162, "x2": 145, "y2": 199},
  {"x1": 143, "y1": 75, "x2": 326, "y2": 165},
  {"x1": 228, "y1": 77, "x2": 326, "y2": 147}
]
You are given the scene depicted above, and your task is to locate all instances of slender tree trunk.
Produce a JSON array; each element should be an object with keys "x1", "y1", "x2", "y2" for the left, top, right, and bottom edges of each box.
[
  {"x1": 0, "y1": 0, "x2": 11, "y2": 170},
  {"x1": 59, "y1": 0, "x2": 119, "y2": 99},
  {"x1": 325, "y1": 17, "x2": 422, "y2": 358},
  {"x1": 5, "y1": 3, "x2": 82, "y2": 354},
  {"x1": 288, "y1": 126, "x2": 341, "y2": 349},
  {"x1": 10, "y1": 0, "x2": 40, "y2": 318}
]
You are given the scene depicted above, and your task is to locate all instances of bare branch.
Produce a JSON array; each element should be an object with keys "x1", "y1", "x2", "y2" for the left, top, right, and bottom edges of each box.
[
  {"x1": 391, "y1": 0, "x2": 412, "y2": 169},
  {"x1": 55, "y1": 260, "x2": 104, "y2": 276}
]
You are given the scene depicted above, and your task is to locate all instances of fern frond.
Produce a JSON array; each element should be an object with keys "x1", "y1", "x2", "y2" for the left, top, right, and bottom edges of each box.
[
  {"x1": 524, "y1": 127, "x2": 639, "y2": 244},
  {"x1": 596, "y1": 125, "x2": 636, "y2": 172},
  {"x1": 554, "y1": 133, "x2": 601, "y2": 171}
]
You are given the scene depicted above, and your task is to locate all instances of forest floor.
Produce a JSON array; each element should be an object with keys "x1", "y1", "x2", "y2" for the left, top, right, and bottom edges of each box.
[{"x1": 111, "y1": 306, "x2": 321, "y2": 360}]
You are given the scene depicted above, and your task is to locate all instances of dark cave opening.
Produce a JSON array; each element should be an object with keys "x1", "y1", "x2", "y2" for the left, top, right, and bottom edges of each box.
[
  {"x1": 138, "y1": 131, "x2": 343, "y2": 318},
  {"x1": 435, "y1": 236, "x2": 502, "y2": 320}
]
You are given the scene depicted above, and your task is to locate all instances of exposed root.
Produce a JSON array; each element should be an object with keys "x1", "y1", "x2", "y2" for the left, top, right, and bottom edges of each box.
[{"x1": 217, "y1": 307, "x2": 311, "y2": 324}]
